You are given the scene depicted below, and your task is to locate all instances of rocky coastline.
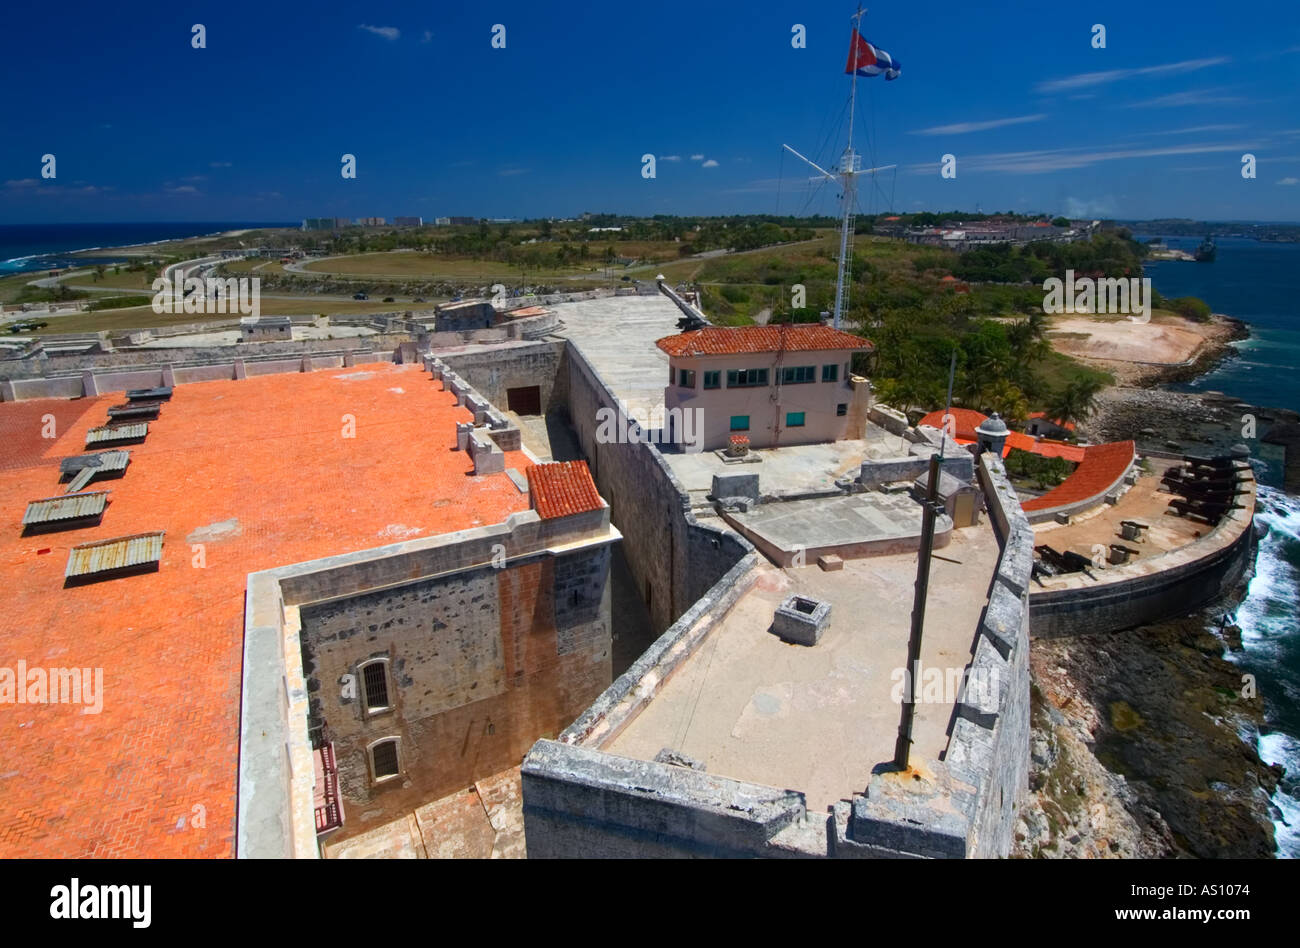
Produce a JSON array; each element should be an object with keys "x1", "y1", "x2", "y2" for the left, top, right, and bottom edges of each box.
[{"x1": 1015, "y1": 313, "x2": 1289, "y2": 859}]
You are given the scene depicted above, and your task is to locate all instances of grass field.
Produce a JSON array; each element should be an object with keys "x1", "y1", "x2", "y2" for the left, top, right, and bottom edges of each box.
[
  {"x1": 300, "y1": 251, "x2": 593, "y2": 281},
  {"x1": 6, "y1": 298, "x2": 421, "y2": 336}
]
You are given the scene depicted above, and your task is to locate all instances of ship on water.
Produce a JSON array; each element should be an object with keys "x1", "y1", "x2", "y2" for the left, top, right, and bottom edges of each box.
[{"x1": 1195, "y1": 236, "x2": 1217, "y2": 262}]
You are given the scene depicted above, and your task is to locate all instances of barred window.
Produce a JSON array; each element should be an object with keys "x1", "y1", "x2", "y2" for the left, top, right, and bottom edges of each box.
[
  {"x1": 360, "y1": 659, "x2": 390, "y2": 713},
  {"x1": 369, "y1": 738, "x2": 400, "y2": 782}
]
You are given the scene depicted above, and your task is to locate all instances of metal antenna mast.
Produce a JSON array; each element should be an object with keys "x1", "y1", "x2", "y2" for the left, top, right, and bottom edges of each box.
[
  {"x1": 894, "y1": 350, "x2": 957, "y2": 770},
  {"x1": 782, "y1": 6, "x2": 894, "y2": 331}
]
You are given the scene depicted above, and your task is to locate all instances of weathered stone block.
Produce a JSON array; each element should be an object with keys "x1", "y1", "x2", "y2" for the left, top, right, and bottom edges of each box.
[{"x1": 772, "y1": 595, "x2": 830, "y2": 646}]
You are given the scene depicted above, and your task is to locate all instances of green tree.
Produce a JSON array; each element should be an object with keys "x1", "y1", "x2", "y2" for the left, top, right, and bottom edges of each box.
[{"x1": 1046, "y1": 376, "x2": 1104, "y2": 428}]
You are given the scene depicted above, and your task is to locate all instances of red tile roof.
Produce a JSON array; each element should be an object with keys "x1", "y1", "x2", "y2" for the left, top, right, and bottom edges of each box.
[
  {"x1": 656, "y1": 325, "x2": 873, "y2": 358},
  {"x1": 1022, "y1": 440, "x2": 1136, "y2": 511},
  {"x1": 918, "y1": 409, "x2": 1085, "y2": 463},
  {"x1": 1027, "y1": 411, "x2": 1076, "y2": 432},
  {"x1": 0, "y1": 363, "x2": 531, "y2": 858},
  {"x1": 917, "y1": 408, "x2": 987, "y2": 442},
  {"x1": 526, "y1": 461, "x2": 604, "y2": 519}
]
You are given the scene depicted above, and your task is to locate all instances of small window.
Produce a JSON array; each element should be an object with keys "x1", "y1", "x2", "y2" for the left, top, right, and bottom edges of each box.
[
  {"x1": 780, "y1": 365, "x2": 815, "y2": 384},
  {"x1": 786, "y1": 412, "x2": 806, "y2": 428},
  {"x1": 369, "y1": 738, "x2": 401, "y2": 782},
  {"x1": 837, "y1": 403, "x2": 848, "y2": 417},
  {"x1": 822, "y1": 364, "x2": 839, "y2": 382},
  {"x1": 678, "y1": 368, "x2": 696, "y2": 388},
  {"x1": 703, "y1": 370, "x2": 720, "y2": 389},
  {"x1": 360, "y1": 659, "x2": 391, "y2": 714},
  {"x1": 730, "y1": 415, "x2": 750, "y2": 432}
]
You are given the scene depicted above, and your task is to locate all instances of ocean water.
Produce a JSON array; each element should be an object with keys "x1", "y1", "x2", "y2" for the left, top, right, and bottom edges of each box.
[
  {"x1": 1146, "y1": 236, "x2": 1300, "y2": 415},
  {"x1": 0, "y1": 222, "x2": 293, "y2": 274},
  {"x1": 1147, "y1": 237, "x2": 1300, "y2": 857}
]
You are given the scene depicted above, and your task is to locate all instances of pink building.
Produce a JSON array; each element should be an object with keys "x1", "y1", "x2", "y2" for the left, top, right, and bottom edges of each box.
[{"x1": 656, "y1": 324, "x2": 874, "y2": 451}]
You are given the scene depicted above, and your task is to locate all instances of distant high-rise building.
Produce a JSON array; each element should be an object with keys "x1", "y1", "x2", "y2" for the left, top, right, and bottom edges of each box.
[
  {"x1": 302, "y1": 218, "x2": 336, "y2": 231},
  {"x1": 334, "y1": 217, "x2": 352, "y2": 229},
  {"x1": 359, "y1": 217, "x2": 386, "y2": 227},
  {"x1": 393, "y1": 216, "x2": 423, "y2": 228}
]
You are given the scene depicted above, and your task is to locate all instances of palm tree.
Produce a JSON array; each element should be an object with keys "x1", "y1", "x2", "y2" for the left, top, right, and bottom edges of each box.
[{"x1": 1046, "y1": 377, "x2": 1104, "y2": 429}]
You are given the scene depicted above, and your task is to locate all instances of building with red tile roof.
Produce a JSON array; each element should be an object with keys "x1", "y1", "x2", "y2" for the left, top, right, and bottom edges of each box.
[
  {"x1": 657, "y1": 324, "x2": 874, "y2": 451},
  {"x1": 0, "y1": 362, "x2": 559, "y2": 858},
  {"x1": 655, "y1": 324, "x2": 872, "y2": 358}
]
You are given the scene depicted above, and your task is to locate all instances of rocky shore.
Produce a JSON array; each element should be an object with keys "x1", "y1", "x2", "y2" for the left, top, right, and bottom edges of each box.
[
  {"x1": 1015, "y1": 611, "x2": 1283, "y2": 858},
  {"x1": 1016, "y1": 313, "x2": 1290, "y2": 859}
]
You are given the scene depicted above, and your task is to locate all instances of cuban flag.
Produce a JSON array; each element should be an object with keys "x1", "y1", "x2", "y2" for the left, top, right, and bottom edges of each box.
[{"x1": 845, "y1": 28, "x2": 901, "y2": 80}]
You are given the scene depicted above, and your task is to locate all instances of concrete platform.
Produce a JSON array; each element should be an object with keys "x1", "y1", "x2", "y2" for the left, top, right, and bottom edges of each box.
[
  {"x1": 663, "y1": 431, "x2": 908, "y2": 502},
  {"x1": 551, "y1": 296, "x2": 682, "y2": 425},
  {"x1": 724, "y1": 492, "x2": 954, "y2": 566},
  {"x1": 604, "y1": 519, "x2": 1001, "y2": 815}
]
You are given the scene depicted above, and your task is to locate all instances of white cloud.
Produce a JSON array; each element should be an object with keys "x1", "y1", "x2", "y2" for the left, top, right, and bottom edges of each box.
[
  {"x1": 701, "y1": 159, "x2": 719, "y2": 168},
  {"x1": 1125, "y1": 88, "x2": 1242, "y2": 109},
  {"x1": 5, "y1": 178, "x2": 39, "y2": 188},
  {"x1": 358, "y1": 24, "x2": 400, "y2": 41},
  {"x1": 210, "y1": 161, "x2": 232, "y2": 168},
  {"x1": 1279, "y1": 177, "x2": 1300, "y2": 186},
  {"x1": 1150, "y1": 124, "x2": 1244, "y2": 135},
  {"x1": 166, "y1": 185, "x2": 199, "y2": 194},
  {"x1": 690, "y1": 154, "x2": 704, "y2": 161},
  {"x1": 1036, "y1": 57, "x2": 1229, "y2": 93},
  {"x1": 498, "y1": 168, "x2": 528, "y2": 177},
  {"x1": 906, "y1": 140, "x2": 1255, "y2": 176},
  {"x1": 421, "y1": 30, "x2": 433, "y2": 43},
  {"x1": 660, "y1": 155, "x2": 682, "y2": 161},
  {"x1": 911, "y1": 113, "x2": 1047, "y2": 136}
]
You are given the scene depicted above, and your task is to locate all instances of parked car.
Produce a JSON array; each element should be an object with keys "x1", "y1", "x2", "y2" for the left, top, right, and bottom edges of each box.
[
  {"x1": 412, "y1": 297, "x2": 426, "y2": 303},
  {"x1": 382, "y1": 297, "x2": 395, "y2": 303},
  {"x1": 353, "y1": 292, "x2": 368, "y2": 300}
]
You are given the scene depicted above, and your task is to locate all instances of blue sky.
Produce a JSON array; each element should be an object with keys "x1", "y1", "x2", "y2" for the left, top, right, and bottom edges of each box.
[{"x1": 1, "y1": 0, "x2": 1298, "y2": 223}]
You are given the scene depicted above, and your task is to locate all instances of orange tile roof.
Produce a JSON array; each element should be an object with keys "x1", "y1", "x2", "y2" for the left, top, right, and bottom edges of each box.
[
  {"x1": 526, "y1": 461, "x2": 603, "y2": 519},
  {"x1": 656, "y1": 325, "x2": 873, "y2": 358},
  {"x1": 917, "y1": 408, "x2": 987, "y2": 442},
  {"x1": 1022, "y1": 440, "x2": 1136, "y2": 511},
  {"x1": 1026, "y1": 411, "x2": 1076, "y2": 432},
  {"x1": 1025, "y1": 438, "x2": 1085, "y2": 463},
  {"x1": 0, "y1": 363, "x2": 530, "y2": 858},
  {"x1": 918, "y1": 409, "x2": 1085, "y2": 463}
]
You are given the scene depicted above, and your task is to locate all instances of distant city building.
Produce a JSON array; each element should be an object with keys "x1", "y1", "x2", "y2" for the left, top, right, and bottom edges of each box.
[
  {"x1": 445, "y1": 216, "x2": 477, "y2": 227},
  {"x1": 334, "y1": 217, "x2": 352, "y2": 229},
  {"x1": 358, "y1": 217, "x2": 386, "y2": 227},
  {"x1": 434, "y1": 217, "x2": 451, "y2": 226},
  {"x1": 393, "y1": 216, "x2": 423, "y2": 228},
  {"x1": 302, "y1": 218, "x2": 336, "y2": 231}
]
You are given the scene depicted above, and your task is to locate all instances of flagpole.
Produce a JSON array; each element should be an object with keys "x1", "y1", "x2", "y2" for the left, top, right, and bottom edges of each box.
[{"x1": 832, "y1": 6, "x2": 866, "y2": 331}]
